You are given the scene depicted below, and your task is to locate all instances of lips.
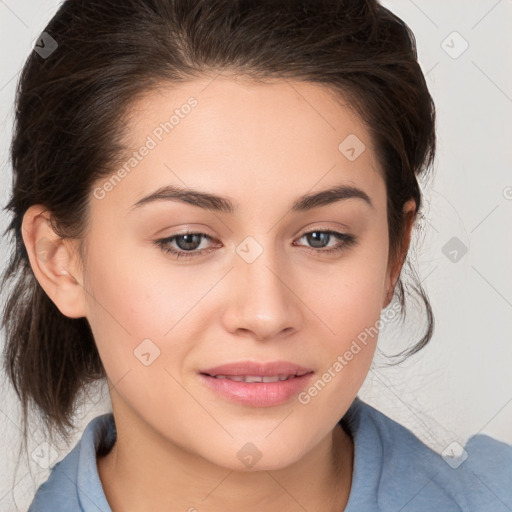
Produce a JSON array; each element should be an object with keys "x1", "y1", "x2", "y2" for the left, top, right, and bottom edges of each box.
[{"x1": 198, "y1": 360, "x2": 314, "y2": 407}]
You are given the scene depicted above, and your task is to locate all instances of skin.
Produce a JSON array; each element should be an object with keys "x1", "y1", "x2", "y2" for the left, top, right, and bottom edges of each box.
[{"x1": 22, "y1": 75, "x2": 415, "y2": 512}]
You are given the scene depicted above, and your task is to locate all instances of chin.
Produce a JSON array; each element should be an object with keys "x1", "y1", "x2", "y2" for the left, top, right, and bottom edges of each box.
[{"x1": 202, "y1": 438, "x2": 310, "y2": 474}]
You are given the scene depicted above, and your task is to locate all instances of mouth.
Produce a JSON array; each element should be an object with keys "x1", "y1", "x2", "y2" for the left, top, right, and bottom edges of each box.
[
  {"x1": 198, "y1": 361, "x2": 314, "y2": 407},
  {"x1": 200, "y1": 360, "x2": 313, "y2": 378},
  {"x1": 202, "y1": 372, "x2": 310, "y2": 383}
]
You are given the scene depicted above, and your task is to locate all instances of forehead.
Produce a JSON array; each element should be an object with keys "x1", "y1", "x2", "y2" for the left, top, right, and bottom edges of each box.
[{"x1": 101, "y1": 76, "x2": 385, "y2": 213}]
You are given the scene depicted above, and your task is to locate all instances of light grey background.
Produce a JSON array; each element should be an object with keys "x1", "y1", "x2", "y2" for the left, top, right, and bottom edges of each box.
[{"x1": 1, "y1": 0, "x2": 511, "y2": 510}]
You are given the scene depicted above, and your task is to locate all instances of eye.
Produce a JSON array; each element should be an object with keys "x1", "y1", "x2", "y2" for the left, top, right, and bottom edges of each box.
[
  {"x1": 154, "y1": 229, "x2": 357, "y2": 260},
  {"x1": 154, "y1": 231, "x2": 218, "y2": 259},
  {"x1": 294, "y1": 230, "x2": 357, "y2": 255}
]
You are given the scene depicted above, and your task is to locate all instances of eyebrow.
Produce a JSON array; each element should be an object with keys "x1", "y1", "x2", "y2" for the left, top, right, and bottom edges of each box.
[{"x1": 129, "y1": 183, "x2": 373, "y2": 214}]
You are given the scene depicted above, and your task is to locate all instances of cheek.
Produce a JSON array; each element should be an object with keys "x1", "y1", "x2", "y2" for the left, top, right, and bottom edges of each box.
[
  {"x1": 297, "y1": 259, "x2": 388, "y2": 419},
  {"x1": 81, "y1": 239, "x2": 174, "y2": 375},
  {"x1": 83, "y1": 230, "x2": 183, "y2": 330},
  {"x1": 308, "y1": 235, "x2": 390, "y2": 339},
  {"x1": 82, "y1": 233, "x2": 215, "y2": 387},
  {"x1": 301, "y1": 228, "x2": 390, "y2": 398}
]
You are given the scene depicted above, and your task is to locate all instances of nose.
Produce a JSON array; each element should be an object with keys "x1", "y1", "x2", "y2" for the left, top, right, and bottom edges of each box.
[{"x1": 221, "y1": 241, "x2": 303, "y2": 341}]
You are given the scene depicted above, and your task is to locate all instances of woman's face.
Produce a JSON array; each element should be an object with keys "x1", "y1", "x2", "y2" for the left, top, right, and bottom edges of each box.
[{"x1": 80, "y1": 76, "x2": 406, "y2": 470}]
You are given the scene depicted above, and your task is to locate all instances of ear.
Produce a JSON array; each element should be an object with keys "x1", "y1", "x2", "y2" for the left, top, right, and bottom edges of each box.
[
  {"x1": 21, "y1": 205, "x2": 87, "y2": 318},
  {"x1": 382, "y1": 198, "x2": 417, "y2": 309}
]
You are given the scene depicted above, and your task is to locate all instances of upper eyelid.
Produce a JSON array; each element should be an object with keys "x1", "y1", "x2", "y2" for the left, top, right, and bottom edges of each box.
[{"x1": 163, "y1": 227, "x2": 348, "y2": 238}]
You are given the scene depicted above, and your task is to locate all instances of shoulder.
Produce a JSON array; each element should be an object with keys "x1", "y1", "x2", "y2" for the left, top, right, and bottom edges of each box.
[
  {"x1": 342, "y1": 398, "x2": 512, "y2": 512},
  {"x1": 28, "y1": 413, "x2": 115, "y2": 512}
]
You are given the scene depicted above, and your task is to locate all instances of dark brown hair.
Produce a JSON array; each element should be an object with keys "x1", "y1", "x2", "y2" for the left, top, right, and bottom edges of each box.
[{"x1": 2, "y1": 0, "x2": 436, "y2": 442}]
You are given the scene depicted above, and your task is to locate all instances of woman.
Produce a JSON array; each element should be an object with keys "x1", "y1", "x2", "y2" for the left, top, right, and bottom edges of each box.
[{"x1": 2, "y1": 0, "x2": 511, "y2": 510}]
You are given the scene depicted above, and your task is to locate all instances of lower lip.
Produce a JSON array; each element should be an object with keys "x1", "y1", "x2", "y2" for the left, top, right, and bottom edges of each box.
[{"x1": 199, "y1": 373, "x2": 314, "y2": 407}]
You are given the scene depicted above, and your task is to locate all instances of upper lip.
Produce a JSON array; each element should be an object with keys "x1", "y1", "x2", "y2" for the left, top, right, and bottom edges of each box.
[{"x1": 200, "y1": 360, "x2": 313, "y2": 377}]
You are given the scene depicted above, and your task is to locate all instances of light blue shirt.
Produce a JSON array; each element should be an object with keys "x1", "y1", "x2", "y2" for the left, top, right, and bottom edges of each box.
[{"x1": 28, "y1": 398, "x2": 512, "y2": 511}]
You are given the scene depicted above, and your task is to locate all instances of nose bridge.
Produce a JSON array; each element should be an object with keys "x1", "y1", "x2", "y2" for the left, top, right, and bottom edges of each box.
[{"x1": 223, "y1": 234, "x2": 302, "y2": 339}]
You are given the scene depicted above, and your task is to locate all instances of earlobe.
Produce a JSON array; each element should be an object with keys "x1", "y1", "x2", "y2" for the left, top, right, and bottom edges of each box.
[{"x1": 21, "y1": 205, "x2": 87, "y2": 319}]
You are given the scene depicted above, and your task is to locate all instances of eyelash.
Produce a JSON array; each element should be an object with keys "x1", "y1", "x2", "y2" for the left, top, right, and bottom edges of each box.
[{"x1": 154, "y1": 229, "x2": 358, "y2": 260}]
